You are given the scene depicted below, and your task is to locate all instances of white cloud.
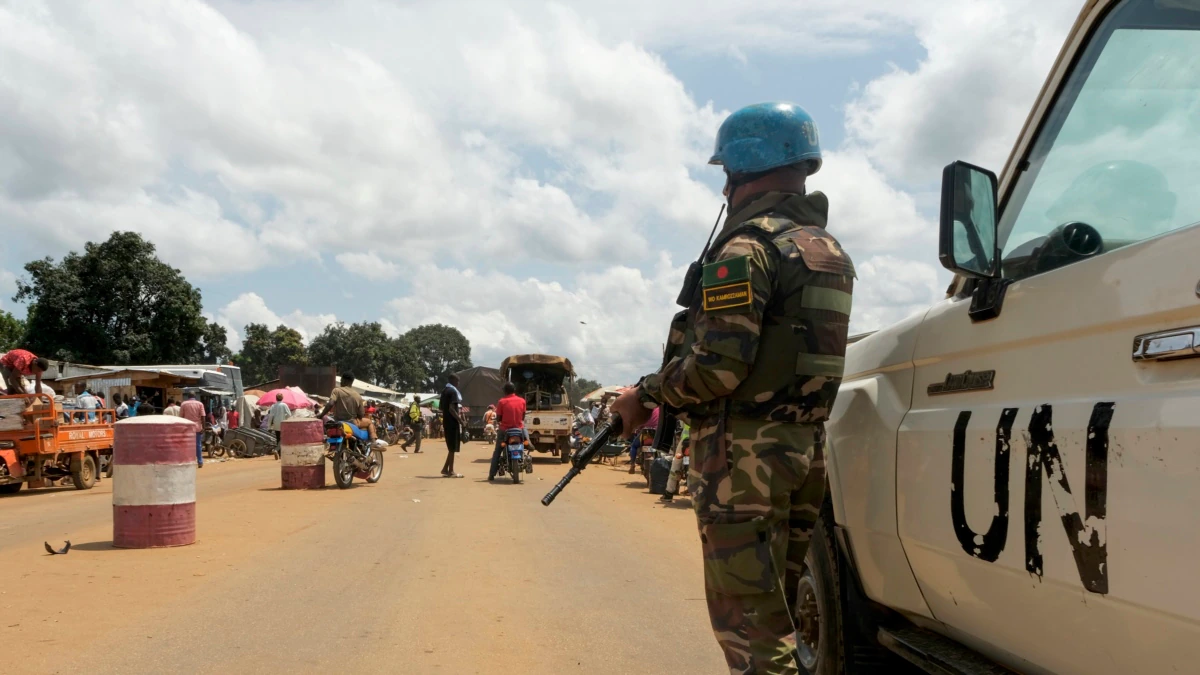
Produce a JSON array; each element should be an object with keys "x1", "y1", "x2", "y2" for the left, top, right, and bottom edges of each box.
[
  {"x1": 0, "y1": 0, "x2": 725, "y2": 279},
  {"x1": 335, "y1": 252, "x2": 400, "y2": 281},
  {"x1": 0, "y1": 0, "x2": 1085, "y2": 382},
  {"x1": 386, "y1": 256, "x2": 686, "y2": 385},
  {"x1": 851, "y1": 255, "x2": 944, "y2": 332},
  {"x1": 0, "y1": 269, "x2": 16, "y2": 310},
  {"x1": 844, "y1": 0, "x2": 1080, "y2": 184},
  {"x1": 211, "y1": 292, "x2": 336, "y2": 351},
  {"x1": 811, "y1": 149, "x2": 935, "y2": 256}
]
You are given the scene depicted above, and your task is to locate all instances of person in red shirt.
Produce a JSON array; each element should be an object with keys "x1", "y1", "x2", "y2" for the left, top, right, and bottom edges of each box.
[
  {"x1": 1, "y1": 349, "x2": 49, "y2": 395},
  {"x1": 227, "y1": 408, "x2": 240, "y2": 430},
  {"x1": 488, "y1": 382, "x2": 528, "y2": 481}
]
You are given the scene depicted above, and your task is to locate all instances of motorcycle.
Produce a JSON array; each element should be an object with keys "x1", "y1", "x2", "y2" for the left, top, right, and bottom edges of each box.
[
  {"x1": 202, "y1": 425, "x2": 226, "y2": 458},
  {"x1": 483, "y1": 423, "x2": 496, "y2": 444},
  {"x1": 324, "y1": 419, "x2": 384, "y2": 489},
  {"x1": 380, "y1": 421, "x2": 401, "y2": 446},
  {"x1": 494, "y1": 428, "x2": 531, "y2": 484}
]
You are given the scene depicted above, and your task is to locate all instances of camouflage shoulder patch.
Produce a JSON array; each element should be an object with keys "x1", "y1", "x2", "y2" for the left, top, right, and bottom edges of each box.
[
  {"x1": 790, "y1": 226, "x2": 856, "y2": 277},
  {"x1": 702, "y1": 255, "x2": 750, "y2": 288}
]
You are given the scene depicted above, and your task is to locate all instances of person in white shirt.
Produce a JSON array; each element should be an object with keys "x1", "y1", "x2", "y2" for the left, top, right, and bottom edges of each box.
[
  {"x1": 78, "y1": 389, "x2": 98, "y2": 422},
  {"x1": 266, "y1": 393, "x2": 292, "y2": 456},
  {"x1": 163, "y1": 399, "x2": 182, "y2": 416},
  {"x1": 114, "y1": 394, "x2": 129, "y2": 420}
]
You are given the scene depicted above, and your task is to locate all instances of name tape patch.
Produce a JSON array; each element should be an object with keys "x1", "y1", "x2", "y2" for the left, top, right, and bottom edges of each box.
[{"x1": 703, "y1": 281, "x2": 753, "y2": 312}]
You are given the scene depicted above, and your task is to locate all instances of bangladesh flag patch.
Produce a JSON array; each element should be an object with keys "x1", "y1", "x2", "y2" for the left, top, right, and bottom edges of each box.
[{"x1": 702, "y1": 255, "x2": 750, "y2": 288}]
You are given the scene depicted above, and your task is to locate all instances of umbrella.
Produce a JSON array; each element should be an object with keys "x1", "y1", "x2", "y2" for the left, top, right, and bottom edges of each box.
[{"x1": 255, "y1": 388, "x2": 317, "y2": 410}]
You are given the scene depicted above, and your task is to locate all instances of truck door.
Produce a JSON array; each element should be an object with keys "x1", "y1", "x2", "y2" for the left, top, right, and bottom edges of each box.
[{"x1": 896, "y1": 1, "x2": 1200, "y2": 673}]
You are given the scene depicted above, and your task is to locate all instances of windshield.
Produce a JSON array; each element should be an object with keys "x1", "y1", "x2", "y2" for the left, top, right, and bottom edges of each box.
[
  {"x1": 998, "y1": 0, "x2": 1200, "y2": 280},
  {"x1": 506, "y1": 365, "x2": 570, "y2": 410}
]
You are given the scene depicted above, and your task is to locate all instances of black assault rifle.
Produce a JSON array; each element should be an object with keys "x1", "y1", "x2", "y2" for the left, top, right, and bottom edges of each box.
[{"x1": 541, "y1": 414, "x2": 624, "y2": 506}]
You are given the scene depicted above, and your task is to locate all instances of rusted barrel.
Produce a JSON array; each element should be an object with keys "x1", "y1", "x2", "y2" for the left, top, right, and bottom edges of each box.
[
  {"x1": 112, "y1": 417, "x2": 197, "y2": 548},
  {"x1": 280, "y1": 418, "x2": 326, "y2": 489}
]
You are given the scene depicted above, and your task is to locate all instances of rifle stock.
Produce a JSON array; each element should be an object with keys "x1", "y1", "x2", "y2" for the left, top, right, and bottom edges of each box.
[{"x1": 541, "y1": 414, "x2": 624, "y2": 507}]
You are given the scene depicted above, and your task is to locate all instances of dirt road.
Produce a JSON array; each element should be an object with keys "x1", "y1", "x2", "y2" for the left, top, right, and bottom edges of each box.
[{"x1": 0, "y1": 441, "x2": 726, "y2": 674}]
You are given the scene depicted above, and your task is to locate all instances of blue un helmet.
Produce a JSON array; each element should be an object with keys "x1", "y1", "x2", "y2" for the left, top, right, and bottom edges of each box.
[{"x1": 709, "y1": 102, "x2": 822, "y2": 176}]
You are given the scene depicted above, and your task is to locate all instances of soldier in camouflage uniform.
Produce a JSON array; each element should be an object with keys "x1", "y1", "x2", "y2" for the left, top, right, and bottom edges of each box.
[{"x1": 609, "y1": 102, "x2": 854, "y2": 675}]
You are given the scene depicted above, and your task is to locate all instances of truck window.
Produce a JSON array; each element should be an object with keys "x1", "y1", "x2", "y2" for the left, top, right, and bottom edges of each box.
[{"x1": 998, "y1": 0, "x2": 1200, "y2": 281}]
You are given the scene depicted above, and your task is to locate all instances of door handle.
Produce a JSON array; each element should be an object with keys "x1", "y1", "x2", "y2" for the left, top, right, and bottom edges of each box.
[{"x1": 1132, "y1": 326, "x2": 1200, "y2": 362}]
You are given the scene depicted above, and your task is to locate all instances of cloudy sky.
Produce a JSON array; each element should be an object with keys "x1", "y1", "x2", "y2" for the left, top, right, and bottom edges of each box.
[{"x1": 0, "y1": 0, "x2": 1082, "y2": 384}]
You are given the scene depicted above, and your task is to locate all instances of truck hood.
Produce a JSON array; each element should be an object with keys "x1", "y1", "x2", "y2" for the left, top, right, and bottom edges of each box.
[{"x1": 844, "y1": 304, "x2": 933, "y2": 381}]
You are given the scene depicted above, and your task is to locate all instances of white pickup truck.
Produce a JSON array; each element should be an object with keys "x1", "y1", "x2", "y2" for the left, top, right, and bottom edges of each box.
[{"x1": 804, "y1": 1, "x2": 1200, "y2": 674}]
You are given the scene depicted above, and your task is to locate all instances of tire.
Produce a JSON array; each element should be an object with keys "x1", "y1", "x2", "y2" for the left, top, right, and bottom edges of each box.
[
  {"x1": 366, "y1": 449, "x2": 384, "y2": 483},
  {"x1": 0, "y1": 483, "x2": 22, "y2": 495},
  {"x1": 71, "y1": 454, "x2": 98, "y2": 491},
  {"x1": 510, "y1": 459, "x2": 522, "y2": 484},
  {"x1": 228, "y1": 439, "x2": 249, "y2": 458},
  {"x1": 102, "y1": 454, "x2": 114, "y2": 478},
  {"x1": 210, "y1": 439, "x2": 227, "y2": 458},
  {"x1": 333, "y1": 456, "x2": 355, "y2": 489},
  {"x1": 797, "y1": 512, "x2": 842, "y2": 675}
]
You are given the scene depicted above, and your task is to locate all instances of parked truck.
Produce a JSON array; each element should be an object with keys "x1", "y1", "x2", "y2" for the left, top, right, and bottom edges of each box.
[
  {"x1": 0, "y1": 393, "x2": 115, "y2": 494},
  {"x1": 806, "y1": 1, "x2": 1200, "y2": 673},
  {"x1": 500, "y1": 354, "x2": 575, "y2": 463}
]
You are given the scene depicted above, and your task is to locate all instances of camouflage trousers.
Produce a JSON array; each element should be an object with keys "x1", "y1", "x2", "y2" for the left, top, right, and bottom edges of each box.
[{"x1": 689, "y1": 415, "x2": 826, "y2": 675}]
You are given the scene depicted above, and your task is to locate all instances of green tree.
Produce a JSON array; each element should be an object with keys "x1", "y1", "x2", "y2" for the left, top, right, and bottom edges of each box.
[
  {"x1": 14, "y1": 231, "x2": 206, "y2": 364},
  {"x1": 0, "y1": 310, "x2": 24, "y2": 352},
  {"x1": 307, "y1": 321, "x2": 391, "y2": 383},
  {"x1": 194, "y1": 321, "x2": 232, "y2": 364},
  {"x1": 566, "y1": 376, "x2": 602, "y2": 407},
  {"x1": 307, "y1": 321, "x2": 428, "y2": 390},
  {"x1": 233, "y1": 323, "x2": 308, "y2": 385},
  {"x1": 387, "y1": 336, "x2": 426, "y2": 392},
  {"x1": 403, "y1": 323, "x2": 471, "y2": 390}
]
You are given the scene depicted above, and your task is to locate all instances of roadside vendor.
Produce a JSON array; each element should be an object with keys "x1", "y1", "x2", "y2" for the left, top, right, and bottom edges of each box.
[{"x1": 1, "y1": 349, "x2": 49, "y2": 395}]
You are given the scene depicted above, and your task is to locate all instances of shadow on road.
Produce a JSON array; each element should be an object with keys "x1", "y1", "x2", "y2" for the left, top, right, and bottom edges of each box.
[
  {"x1": 1, "y1": 485, "x2": 84, "y2": 499},
  {"x1": 70, "y1": 541, "x2": 115, "y2": 551}
]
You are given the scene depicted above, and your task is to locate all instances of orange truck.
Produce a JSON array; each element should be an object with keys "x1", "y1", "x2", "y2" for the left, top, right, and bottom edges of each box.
[{"x1": 0, "y1": 393, "x2": 115, "y2": 495}]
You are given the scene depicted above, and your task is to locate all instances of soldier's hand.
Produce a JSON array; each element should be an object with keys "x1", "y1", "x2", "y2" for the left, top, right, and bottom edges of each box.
[{"x1": 609, "y1": 387, "x2": 652, "y2": 440}]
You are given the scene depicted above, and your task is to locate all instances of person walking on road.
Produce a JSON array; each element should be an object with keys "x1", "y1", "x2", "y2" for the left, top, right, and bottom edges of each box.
[
  {"x1": 439, "y1": 375, "x2": 464, "y2": 477},
  {"x1": 607, "y1": 102, "x2": 854, "y2": 675},
  {"x1": 180, "y1": 392, "x2": 206, "y2": 468},
  {"x1": 488, "y1": 382, "x2": 528, "y2": 481},
  {"x1": 1, "y1": 349, "x2": 48, "y2": 395},
  {"x1": 400, "y1": 396, "x2": 423, "y2": 453},
  {"x1": 267, "y1": 392, "x2": 292, "y2": 450},
  {"x1": 163, "y1": 399, "x2": 181, "y2": 416}
]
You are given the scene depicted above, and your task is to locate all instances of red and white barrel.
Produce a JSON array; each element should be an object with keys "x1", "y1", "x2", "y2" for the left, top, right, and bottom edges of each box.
[
  {"x1": 280, "y1": 418, "x2": 326, "y2": 489},
  {"x1": 112, "y1": 417, "x2": 197, "y2": 548}
]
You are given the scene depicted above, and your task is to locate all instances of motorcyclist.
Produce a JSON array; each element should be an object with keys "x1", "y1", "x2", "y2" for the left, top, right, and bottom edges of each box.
[
  {"x1": 488, "y1": 382, "x2": 529, "y2": 481},
  {"x1": 316, "y1": 372, "x2": 382, "y2": 447}
]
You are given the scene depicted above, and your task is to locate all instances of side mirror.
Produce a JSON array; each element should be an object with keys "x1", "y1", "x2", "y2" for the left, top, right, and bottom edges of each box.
[{"x1": 939, "y1": 161, "x2": 1000, "y2": 279}]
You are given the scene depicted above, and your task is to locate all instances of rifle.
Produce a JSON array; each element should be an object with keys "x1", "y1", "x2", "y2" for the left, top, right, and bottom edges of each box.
[{"x1": 541, "y1": 414, "x2": 624, "y2": 506}]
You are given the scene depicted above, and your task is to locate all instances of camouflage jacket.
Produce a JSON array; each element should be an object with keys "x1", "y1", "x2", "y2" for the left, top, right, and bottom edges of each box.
[{"x1": 641, "y1": 191, "x2": 855, "y2": 423}]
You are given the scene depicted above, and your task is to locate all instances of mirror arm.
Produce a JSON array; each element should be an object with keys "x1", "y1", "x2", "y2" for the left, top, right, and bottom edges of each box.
[{"x1": 968, "y1": 277, "x2": 1013, "y2": 322}]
